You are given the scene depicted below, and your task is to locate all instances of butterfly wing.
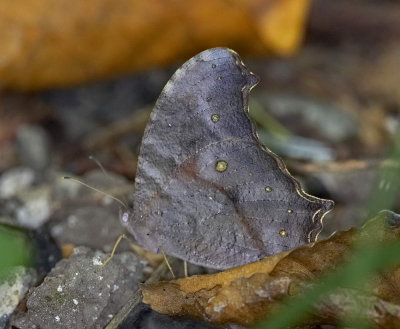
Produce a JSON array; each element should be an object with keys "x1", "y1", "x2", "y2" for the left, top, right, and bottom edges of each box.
[{"x1": 129, "y1": 48, "x2": 333, "y2": 269}]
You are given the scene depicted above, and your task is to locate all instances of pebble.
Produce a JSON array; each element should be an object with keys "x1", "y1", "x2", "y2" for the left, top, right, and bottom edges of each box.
[
  {"x1": 12, "y1": 247, "x2": 144, "y2": 329},
  {"x1": 16, "y1": 125, "x2": 52, "y2": 171},
  {"x1": 0, "y1": 267, "x2": 37, "y2": 329},
  {"x1": 0, "y1": 167, "x2": 35, "y2": 198},
  {"x1": 15, "y1": 186, "x2": 51, "y2": 229}
]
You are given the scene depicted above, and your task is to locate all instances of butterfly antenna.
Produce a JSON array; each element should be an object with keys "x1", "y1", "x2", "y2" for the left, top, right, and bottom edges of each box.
[
  {"x1": 63, "y1": 176, "x2": 129, "y2": 211},
  {"x1": 88, "y1": 155, "x2": 110, "y2": 177},
  {"x1": 160, "y1": 249, "x2": 175, "y2": 279},
  {"x1": 88, "y1": 156, "x2": 131, "y2": 209}
]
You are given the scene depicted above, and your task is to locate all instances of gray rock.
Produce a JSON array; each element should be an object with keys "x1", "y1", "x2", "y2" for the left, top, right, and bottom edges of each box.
[
  {"x1": 49, "y1": 169, "x2": 132, "y2": 252},
  {"x1": 50, "y1": 206, "x2": 128, "y2": 253},
  {"x1": 0, "y1": 167, "x2": 51, "y2": 229},
  {"x1": 16, "y1": 125, "x2": 52, "y2": 171},
  {"x1": 15, "y1": 186, "x2": 52, "y2": 229},
  {"x1": 0, "y1": 267, "x2": 37, "y2": 329},
  {"x1": 12, "y1": 247, "x2": 144, "y2": 329},
  {"x1": 0, "y1": 167, "x2": 35, "y2": 199}
]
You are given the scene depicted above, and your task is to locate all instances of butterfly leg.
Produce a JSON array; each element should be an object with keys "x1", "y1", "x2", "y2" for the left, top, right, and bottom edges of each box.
[
  {"x1": 101, "y1": 234, "x2": 127, "y2": 267},
  {"x1": 161, "y1": 249, "x2": 176, "y2": 279}
]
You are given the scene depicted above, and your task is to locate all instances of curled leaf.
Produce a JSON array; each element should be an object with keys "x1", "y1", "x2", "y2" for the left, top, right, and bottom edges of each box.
[{"x1": 142, "y1": 211, "x2": 400, "y2": 328}]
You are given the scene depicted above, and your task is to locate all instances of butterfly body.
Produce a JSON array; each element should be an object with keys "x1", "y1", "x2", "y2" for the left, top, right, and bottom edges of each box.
[{"x1": 128, "y1": 48, "x2": 333, "y2": 269}]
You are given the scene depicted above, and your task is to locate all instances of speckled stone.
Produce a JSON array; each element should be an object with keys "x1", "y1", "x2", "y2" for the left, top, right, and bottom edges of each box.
[{"x1": 12, "y1": 247, "x2": 144, "y2": 329}]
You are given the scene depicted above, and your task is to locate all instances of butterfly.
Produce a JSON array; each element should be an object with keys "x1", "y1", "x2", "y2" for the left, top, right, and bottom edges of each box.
[{"x1": 126, "y1": 48, "x2": 333, "y2": 269}]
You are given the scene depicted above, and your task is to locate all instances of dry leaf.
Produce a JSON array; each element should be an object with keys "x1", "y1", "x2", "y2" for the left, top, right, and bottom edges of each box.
[
  {"x1": 142, "y1": 211, "x2": 400, "y2": 327},
  {"x1": 0, "y1": 0, "x2": 310, "y2": 90},
  {"x1": 130, "y1": 244, "x2": 164, "y2": 268}
]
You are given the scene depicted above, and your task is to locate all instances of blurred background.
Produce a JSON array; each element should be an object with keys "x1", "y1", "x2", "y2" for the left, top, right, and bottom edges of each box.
[{"x1": 0, "y1": 0, "x2": 399, "y2": 326}]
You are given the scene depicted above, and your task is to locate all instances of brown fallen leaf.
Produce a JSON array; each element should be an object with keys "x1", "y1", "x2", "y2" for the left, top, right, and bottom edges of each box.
[
  {"x1": 130, "y1": 244, "x2": 164, "y2": 269},
  {"x1": 142, "y1": 211, "x2": 400, "y2": 327},
  {"x1": 0, "y1": 0, "x2": 310, "y2": 90}
]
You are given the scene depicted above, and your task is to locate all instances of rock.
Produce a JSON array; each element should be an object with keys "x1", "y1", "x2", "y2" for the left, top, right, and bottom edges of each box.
[
  {"x1": 16, "y1": 125, "x2": 52, "y2": 171},
  {"x1": 51, "y1": 172, "x2": 82, "y2": 203},
  {"x1": 0, "y1": 167, "x2": 52, "y2": 229},
  {"x1": 0, "y1": 167, "x2": 35, "y2": 199},
  {"x1": 0, "y1": 267, "x2": 37, "y2": 329},
  {"x1": 50, "y1": 206, "x2": 128, "y2": 253},
  {"x1": 12, "y1": 247, "x2": 144, "y2": 329},
  {"x1": 50, "y1": 169, "x2": 133, "y2": 250},
  {"x1": 15, "y1": 186, "x2": 52, "y2": 229}
]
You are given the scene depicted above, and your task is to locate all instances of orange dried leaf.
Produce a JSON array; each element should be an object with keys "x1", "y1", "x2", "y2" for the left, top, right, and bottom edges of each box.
[
  {"x1": 142, "y1": 212, "x2": 400, "y2": 328},
  {"x1": 0, "y1": 0, "x2": 310, "y2": 90}
]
